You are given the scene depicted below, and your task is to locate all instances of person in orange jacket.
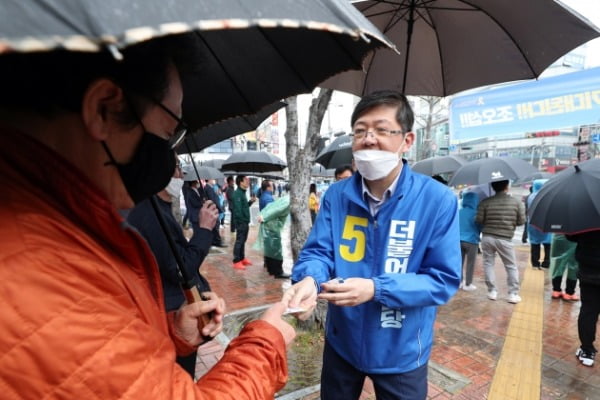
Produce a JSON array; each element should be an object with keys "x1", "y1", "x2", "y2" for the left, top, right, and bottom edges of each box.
[{"x1": 0, "y1": 34, "x2": 299, "y2": 399}]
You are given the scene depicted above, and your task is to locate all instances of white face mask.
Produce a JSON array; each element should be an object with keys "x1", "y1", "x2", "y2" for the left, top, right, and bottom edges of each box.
[
  {"x1": 165, "y1": 177, "x2": 184, "y2": 198},
  {"x1": 353, "y1": 149, "x2": 400, "y2": 181}
]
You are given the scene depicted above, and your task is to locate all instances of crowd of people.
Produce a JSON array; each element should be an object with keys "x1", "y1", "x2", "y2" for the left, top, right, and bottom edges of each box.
[
  {"x1": 454, "y1": 176, "x2": 597, "y2": 369},
  {"x1": 0, "y1": 29, "x2": 596, "y2": 399}
]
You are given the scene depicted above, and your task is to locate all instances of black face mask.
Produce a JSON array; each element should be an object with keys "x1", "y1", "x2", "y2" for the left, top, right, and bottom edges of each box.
[{"x1": 102, "y1": 132, "x2": 175, "y2": 204}]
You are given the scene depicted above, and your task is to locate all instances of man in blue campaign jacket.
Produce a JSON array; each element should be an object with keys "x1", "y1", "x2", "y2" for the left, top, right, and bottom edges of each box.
[{"x1": 286, "y1": 91, "x2": 461, "y2": 400}]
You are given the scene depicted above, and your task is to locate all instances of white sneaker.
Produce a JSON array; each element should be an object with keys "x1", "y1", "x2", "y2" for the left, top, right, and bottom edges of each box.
[
  {"x1": 576, "y1": 347, "x2": 596, "y2": 367},
  {"x1": 487, "y1": 290, "x2": 498, "y2": 300},
  {"x1": 462, "y1": 284, "x2": 477, "y2": 291},
  {"x1": 507, "y1": 293, "x2": 522, "y2": 304}
]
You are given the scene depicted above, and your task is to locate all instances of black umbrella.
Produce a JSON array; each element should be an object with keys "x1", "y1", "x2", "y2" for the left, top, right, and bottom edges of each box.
[
  {"x1": 513, "y1": 171, "x2": 554, "y2": 186},
  {"x1": 311, "y1": 164, "x2": 335, "y2": 178},
  {"x1": 1, "y1": 0, "x2": 392, "y2": 131},
  {"x1": 181, "y1": 164, "x2": 224, "y2": 181},
  {"x1": 178, "y1": 101, "x2": 287, "y2": 154},
  {"x1": 529, "y1": 159, "x2": 600, "y2": 234},
  {"x1": 411, "y1": 155, "x2": 467, "y2": 176},
  {"x1": 448, "y1": 157, "x2": 538, "y2": 187},
  {"x1": 314, "y1": 135, "x2": 353, "y2": 169},
  {"x1": 200, "y1": 159, "x2": 226, "y2": 170},
  {"x1": 321, "y1": 0, "x2": 600, "y2": 96},
  {"x1": 221, "y1": 151, "x2": 286, "y2": 173},
  {"x1": 462, "y1": 183, "x2": 495, "y2": 202},
  {"x1": 223, "y1": 170, "x2": 286, "y2": 180}
]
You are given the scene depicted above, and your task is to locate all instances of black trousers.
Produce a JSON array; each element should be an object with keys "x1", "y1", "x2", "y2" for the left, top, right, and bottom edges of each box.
[
  {"x1": 579, "y1": 281, "x2": 600, "y2": 352},
  {"x1": 321, "y1": 341, "x2": 427, "y2": 400},
  {"x1": 233, "y1": 223, "x2": 249, "y2": 262},
  {"x1": 212, "y1": 224, "x2": 222, "y2": 245},
  {"x1": 228, "y1": 202, "x2": 235, "y2": 232},
  {"x1": 531, "y1": 243, "x2": 551, "y2": 267},
  {"x1": 551, "y1": 276, "x2": 577, "y2": 294},
  {"x1": 264, "y1": 256, "x2": 284, "y2": 276}
]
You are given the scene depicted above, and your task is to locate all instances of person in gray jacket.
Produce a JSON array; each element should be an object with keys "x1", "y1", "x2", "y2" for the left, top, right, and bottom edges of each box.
[{"x1": 476, "y1": 180, "x2": 525, "y2": 304}]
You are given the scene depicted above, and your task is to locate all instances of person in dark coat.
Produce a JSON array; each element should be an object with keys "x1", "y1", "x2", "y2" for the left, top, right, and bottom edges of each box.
[
  {"x1": 225, "y1": 176, "x2": 236, "y2": 233},
  {"x1": 127, "y1": 163, "x2": 219, "y2": 377},
  {"x1": 231, "y1": 175, "x2": 256, "y2": 269},
  {"x1": 202, "y1": 179, "x2": 226, "y2": 247},
  {"x1": 567, "y1": 229, "x2": 600, "y2": 367}
]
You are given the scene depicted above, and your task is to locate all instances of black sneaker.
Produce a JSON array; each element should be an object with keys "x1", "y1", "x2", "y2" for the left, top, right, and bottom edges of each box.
[{"x1": 576, "y1": 347, "x2": 596, "y2": 367}]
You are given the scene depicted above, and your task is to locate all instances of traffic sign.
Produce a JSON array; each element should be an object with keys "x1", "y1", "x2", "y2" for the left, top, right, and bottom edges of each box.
[{"x1": 592, "y1": 133, "x2": 600, "y2": 144}]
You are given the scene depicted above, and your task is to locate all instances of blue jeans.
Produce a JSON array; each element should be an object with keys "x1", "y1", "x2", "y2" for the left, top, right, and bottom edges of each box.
[{"x1": 320, "y1": 341, "x2": 428, "y2": 400}]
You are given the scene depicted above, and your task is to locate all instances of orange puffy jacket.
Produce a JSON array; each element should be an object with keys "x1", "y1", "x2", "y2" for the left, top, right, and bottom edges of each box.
[{"x1": 0, "y1": 129, "x2": 287, "y2": 399}]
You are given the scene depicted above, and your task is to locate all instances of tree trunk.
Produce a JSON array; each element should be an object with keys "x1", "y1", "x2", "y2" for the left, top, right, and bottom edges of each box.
[
  {"x1": 285, "y1": 89, "x2": 333, "y2": 331},
  {"x1": 285, "y1": 89, "x2": 333, "y2": 262}
]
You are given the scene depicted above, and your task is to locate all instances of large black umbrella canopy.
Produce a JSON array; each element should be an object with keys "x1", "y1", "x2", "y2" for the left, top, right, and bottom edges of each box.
[
  {"x1": 320, "y1": 0, "x2": 600, "y2": 97},
  {"x1": 1, "y1": 0, "x2": 393, "y2": 130},
  {"x1": 529, "y1": 159, "x2": 600, "y2": 234},
  {"x1": 315, "y1": 134, "x2": 353, "y2": 169},
  {"x1": 221, "y1": 151, "x2": 286, "y2": 173},
  {"x1": 411, "y1": 155, "x2": 467, "y2": 176},
  {"x1": 448, "y1": 157, "x2": 538, "y2": 187},
  {"x1": 178, "y1": 101, "x2": 287, "y2": 154}
]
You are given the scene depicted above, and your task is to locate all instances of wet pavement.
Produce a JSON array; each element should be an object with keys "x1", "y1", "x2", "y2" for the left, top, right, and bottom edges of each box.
[{"x1": 193, "y1": 212, "x2": 599, "y2": 399}]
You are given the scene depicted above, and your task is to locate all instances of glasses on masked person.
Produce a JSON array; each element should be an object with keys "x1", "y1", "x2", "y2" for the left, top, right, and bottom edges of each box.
[
  {"x1": 150, "y1": 100, "x2": 188, "y2": 149},
  {"x1": 350, "y1": 127, "x2": 403, "y2": 140}
]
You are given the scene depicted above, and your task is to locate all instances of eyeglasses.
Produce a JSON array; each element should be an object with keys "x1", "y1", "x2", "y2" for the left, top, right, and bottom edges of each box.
[
  {"x1": 350, "y1": 127, "x2": 404, "y2": 140},
  {"x1": 151, "y1": 100, "x2": 188, "y2": 149}
]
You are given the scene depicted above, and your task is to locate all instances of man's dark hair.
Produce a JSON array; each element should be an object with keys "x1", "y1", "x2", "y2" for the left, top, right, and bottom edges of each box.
[
  {"x1": 261, "y1": 180, "x2": 271, "y2": 191},
  {"x1": 491, "y1": 180, "x2": 510, "y2": 192},
  {"x1": 334, "y1": 164, "x2": 353, "y2": 179},
  {"x1": 236, "y1": 175, "x2": 247, "y2": 186},
  {"x1": 0, "y1": 34, "x2": 201, "y2": 126},
  {"x1": 351, "y1": 90, "x2": 414, "y2": 133},
  {"x1": 309, "y1": 183, "x2": 317, "y2": 194},
  {"x1": 227, "y1": 176, "x2": 234, "y2": 184}
]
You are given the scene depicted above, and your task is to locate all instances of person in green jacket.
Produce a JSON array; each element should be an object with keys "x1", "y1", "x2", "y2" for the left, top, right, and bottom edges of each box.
[
  {"x1": 256, "y1": 196, "x2": 291, "y2": 279},
  {"x1": 232, "y1": 175, "x2": 256, "y2": 270},
  {"x1": 549, "y1": 234, "x2": 579, "y2": 301}
]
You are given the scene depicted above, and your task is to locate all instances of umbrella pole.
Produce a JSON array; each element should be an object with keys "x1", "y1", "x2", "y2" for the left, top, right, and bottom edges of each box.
[
  {"x1": 402, "y1": 0, "x2": 416, "y2": 93},
  {"x1": 184, "y1": 140, "x2": 208, "y2": 202},
  {"x1": 149, "y1": 195, "x2": 212, "y2": 341}
]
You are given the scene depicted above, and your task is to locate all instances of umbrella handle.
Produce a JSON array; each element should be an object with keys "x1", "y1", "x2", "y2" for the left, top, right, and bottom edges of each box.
[
  {"x1": 183, "y1": 285, "x2": 213, "y2": 342},
  {"x1": 149, "y1": 196, "x2": 212, "y2": 343}
]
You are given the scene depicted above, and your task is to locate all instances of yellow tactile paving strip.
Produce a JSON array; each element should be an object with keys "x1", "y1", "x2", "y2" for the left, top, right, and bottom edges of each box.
[{"x1": 488, "y1": 267, "x2": 545, "y2": 400}]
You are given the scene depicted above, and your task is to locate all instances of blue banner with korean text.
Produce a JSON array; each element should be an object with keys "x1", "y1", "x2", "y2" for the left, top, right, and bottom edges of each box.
[{"x1": 450, "y1": 67, "x2": 600, "y2": 141}]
